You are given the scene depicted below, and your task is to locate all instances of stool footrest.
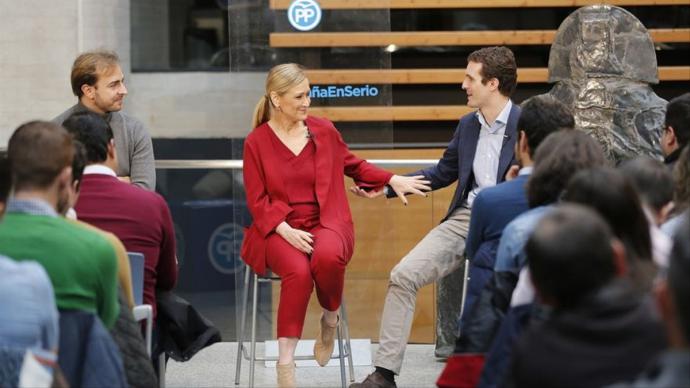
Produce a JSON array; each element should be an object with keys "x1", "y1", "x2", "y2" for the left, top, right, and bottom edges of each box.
[{"x1": 239, "y1": 343, "x2": 351, "y2": 362}]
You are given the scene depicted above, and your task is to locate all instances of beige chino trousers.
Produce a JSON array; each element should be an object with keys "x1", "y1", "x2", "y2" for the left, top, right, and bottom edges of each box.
[{"x1": 374, "y1": 207, "x2": 470, "y2": 374}]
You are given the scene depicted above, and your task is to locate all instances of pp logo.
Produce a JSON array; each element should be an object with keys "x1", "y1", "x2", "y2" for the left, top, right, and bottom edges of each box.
[
  {"x1": 288, "y1": 0, "x2": 322, "y2": 32},
  {"x1": 208, "y1": 223, "x2": 245, "y2": 275}
]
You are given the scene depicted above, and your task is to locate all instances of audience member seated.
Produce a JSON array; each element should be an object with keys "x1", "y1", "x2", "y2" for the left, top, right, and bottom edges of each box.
[
  {"x1": 0, "y1": 121, "x2": 123, "y2": 386},
  {"x1": 59, "y1": 137, "x2": 158, "y2": 388},
  {"x1": 563, "y1": 167, "x2": 658, "y2": 293},
  {"x1": 619, "y1": 157, "x2": 674, "y2": 268},
  {"x1": 0, "y1": 121, "x2": 119, "y2": 328},
  {"x1": 507, "y1": 205, "x2": 666, "y2": 388},
  {"x1": 0, "y1": 156, "x2": 61, "y2": 386},
  {"x1": 660, "y1": 93, "x2": 690, "y2": 168},
  {"x1": 663, "y1": 145, "x2": 690, "y2": 236},
  {"x1": 61, "y1": 138, "x2": 136, "y2": 309},
  {"x1": 459, "y1": 94, "x2": 574, "y2": 329},
  {"x1": 64, "y1": 111, "x2": 178, "y2": 321},
  {"x1": 479, "y1": 167, "x2": 660, "y2": 387},
  {"x1": 611, "y1": 214, "x2": 690, "y2": 388}
]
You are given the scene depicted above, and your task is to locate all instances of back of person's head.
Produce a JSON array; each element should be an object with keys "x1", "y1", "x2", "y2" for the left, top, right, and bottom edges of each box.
[
  {"x1": 70, "y1": 50, "x2": 120, "y2": 98},
  {"x1": 527, "y1": 130, "x2": 608, "y2": 208},
  {"x1": 253, "y1": 63, "x2": 307, "y2": 128},
  {"x1": 62, "y1": 112, "x2": 114, "y2": 164},
  {"x1": 467, "y1": 46, "x2": 517, "y2": 97},
  {"x1": 619, "y1": 157, "x2": 673, "y2": 216},
  {"x1": 672, "y1": 146, "x2": 690, "y2": 215},
  {"x1": 0, "y1": 155, "x2": 10, "y2": 215},
  {"x1": 562, "y1": 167, "x2": 652, "y2": 264},
  {"x1": 665, "y1": 92, "x2": 690, "y2": 149},
  {"x1": 527, "y1": 204, "x2": 617, "y2": 309},
  {"x1": 8, "y1": 121, "x2": 73, "y2": 192},
  {"x1": 518, "y1": 94, "x2": 575, "y2": 157},
  {"x1": 668, "y1": 215, "x2": 690, "y2": 343}
]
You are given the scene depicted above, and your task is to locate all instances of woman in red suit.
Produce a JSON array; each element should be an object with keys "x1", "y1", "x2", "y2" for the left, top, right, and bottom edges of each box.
[{"x1": 241, "y1": 63, "x2": 429, "y2": 387}]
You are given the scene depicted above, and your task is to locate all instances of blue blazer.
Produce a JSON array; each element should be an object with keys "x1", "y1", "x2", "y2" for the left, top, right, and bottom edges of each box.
[
  {"x1": 413, "y1": 104, "x2": 521, "y2": 220},
  {"x1": 460, "y1": 174, "x2": 530, "y2": 329}
]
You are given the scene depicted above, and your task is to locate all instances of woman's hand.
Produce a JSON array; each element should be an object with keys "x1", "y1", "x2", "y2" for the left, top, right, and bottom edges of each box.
[
  {"x1": 349, "y1": 186, "x2": 385, "y2": 199},
  {"x1": 276, "y1": 222, "x2": 314, "y2": 254},
  {"x1": 388, "y1": 175, "x2": 431, "y2": 205}
]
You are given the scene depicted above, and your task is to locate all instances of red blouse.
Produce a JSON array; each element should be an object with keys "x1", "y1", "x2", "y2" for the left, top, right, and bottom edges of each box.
[{"x1": 268, "y1": 130, "x2": 320, "y2": 230}]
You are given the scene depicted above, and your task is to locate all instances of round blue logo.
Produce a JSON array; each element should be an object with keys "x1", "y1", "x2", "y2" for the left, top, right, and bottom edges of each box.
[
  {"x1": 288, "y1": 0, "x2": 322, "y2": 32},
  {"x1": 208, "y1": 223, "x2": 245, "y2": 274}
]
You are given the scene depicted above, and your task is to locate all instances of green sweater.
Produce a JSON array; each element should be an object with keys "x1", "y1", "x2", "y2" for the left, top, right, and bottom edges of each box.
[{"x1": 0, "y1": 213, "x2": 119, "y2": 328}]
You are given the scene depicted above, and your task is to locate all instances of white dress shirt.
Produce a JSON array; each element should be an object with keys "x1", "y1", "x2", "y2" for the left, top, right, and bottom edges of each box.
[{"x1": 466, "y1": 100, "x2": 513, "y2": 208}]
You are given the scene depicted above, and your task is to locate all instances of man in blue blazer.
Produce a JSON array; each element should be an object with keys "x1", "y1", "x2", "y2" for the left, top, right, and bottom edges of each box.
[
  {"x1": 351, "y1": 46, "x2": 521, "y2": 388},
  {"x1": 459, "y1": 94, "x2": 576, "y2": 331}
]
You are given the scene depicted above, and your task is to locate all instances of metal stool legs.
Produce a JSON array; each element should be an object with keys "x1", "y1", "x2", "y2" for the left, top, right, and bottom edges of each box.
[{"x1": 235, "y1": 265, "x2": 354, "y2": 387}]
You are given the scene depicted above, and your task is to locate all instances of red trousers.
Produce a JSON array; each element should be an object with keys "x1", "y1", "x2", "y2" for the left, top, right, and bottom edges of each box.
[{"x1": 265, "y1": 226, "x2": 348, "y2": 338}]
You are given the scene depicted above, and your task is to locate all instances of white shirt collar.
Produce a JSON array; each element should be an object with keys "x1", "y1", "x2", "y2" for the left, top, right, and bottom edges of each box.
[
  {"x1": 518, "y1": 166, "x2": 533, "y2": 176},
  {"x1": 476, "y1": 100, "x2": 513, "y2": 132},
  {"x1": 83, "y1": 164, "x2": 117, "y2": 177}
]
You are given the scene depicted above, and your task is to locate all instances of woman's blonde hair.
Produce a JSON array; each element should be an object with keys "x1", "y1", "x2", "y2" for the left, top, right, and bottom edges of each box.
[{"x1": 252, "y1": 63, "x2": 307, "y2": 128}]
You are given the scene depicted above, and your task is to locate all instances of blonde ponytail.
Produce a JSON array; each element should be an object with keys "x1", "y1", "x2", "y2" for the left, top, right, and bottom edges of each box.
[{"x1": 252, "y1": 95, "x2": 271, "y2": 128}]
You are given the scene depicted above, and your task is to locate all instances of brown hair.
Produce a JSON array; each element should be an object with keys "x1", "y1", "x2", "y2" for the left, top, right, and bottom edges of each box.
[
  {"x1": 70, "y1": 50, "x2": 120, "y2": 97},
  {"x1": 467, "y1": 46, "x2": 518, "y2": 97},
  {"x1": 252, "y1": 63, "x2": 307, "y2": 128},
  {"x1": 8, "y1": 121, "x2": 74, "y2": 191}
]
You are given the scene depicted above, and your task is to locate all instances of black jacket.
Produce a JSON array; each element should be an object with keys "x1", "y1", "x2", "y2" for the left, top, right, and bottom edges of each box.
[
  {"x1": 110, "y1": 291, "x2": 158, "y2": 388},
  {"x1": 455, "y1": 271, "x2": 518, "y2": 353},
  {"x1": 156, "y1": 291, "x2": 221, "y2": 362},
  {"x1": 507, "y1": 279, "x2": 667, "y2": 388}
]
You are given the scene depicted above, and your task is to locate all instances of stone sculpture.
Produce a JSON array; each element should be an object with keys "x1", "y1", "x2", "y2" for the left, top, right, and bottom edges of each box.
[{"x1": 548, "y1": 5, "x2": 666, "y2": 162}]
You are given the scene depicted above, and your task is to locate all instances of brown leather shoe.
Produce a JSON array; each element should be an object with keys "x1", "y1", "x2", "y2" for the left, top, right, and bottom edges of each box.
[
  {"x1": 349, "y1": 371, "x2": 397, "y2": 388},
  {"x1": 276, "y1": 362, "x2": 296, "y2": 388},
  {"x1": 313, "y1": 314, "x2": 338, "y2": 366}
]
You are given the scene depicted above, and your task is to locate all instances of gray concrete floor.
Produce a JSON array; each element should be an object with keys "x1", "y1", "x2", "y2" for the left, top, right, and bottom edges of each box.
[{"x1": 165, "y1": 342, "x2": 445, "y2": 388}]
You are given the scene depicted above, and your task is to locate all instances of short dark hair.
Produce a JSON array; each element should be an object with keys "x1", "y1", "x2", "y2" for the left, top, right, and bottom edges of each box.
[
  {"x1": 70, "y1": 50, "x2": 120, "y2": 98},
  {"x1": 467, "y1": 46, "x2": 517, "y2": 97},
  {"x1": 8, "y1": 121, "x2": 74, "y2": 191},
  {"x1": 0, "y1": 155, "x2": 10, "y2": 205},
  {"x1": 527, "y1": 130, "x2": 608, "y2": 208},
  {"x1": 527, "y1": 204, "x2": 617, "y2": 309},
  {"x1": 518, "y1": 94, "x2": 575, "y2": 157},
  {"x1": 62, "y1": 112, "x2": 114, "y2": 164},
  {"x1": 619, "y1": 157, "x2": 673, "y2": 213},
  {"x1": 668, "y1": 215, "x2": 690, "y2": 342},
  {"x1": 563, "y1": 167, "x2": 652, "y2": 264},
  {"x1": 665, "y1": 92, "x2": 690, "y2": 149}
]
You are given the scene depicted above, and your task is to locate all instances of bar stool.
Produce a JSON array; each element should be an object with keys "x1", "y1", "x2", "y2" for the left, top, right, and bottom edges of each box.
[{"x1": 234, "y1": 264, "x2": 355, "y2": 387}]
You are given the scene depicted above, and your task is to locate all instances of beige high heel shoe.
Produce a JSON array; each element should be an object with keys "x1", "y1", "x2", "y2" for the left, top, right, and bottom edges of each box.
[
  {"x1": 313, "y1": 314, "x2": 339, "y2": 366},
  {"x1": 276, "y1": 362, "x2": 296, "y2": 388}
]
